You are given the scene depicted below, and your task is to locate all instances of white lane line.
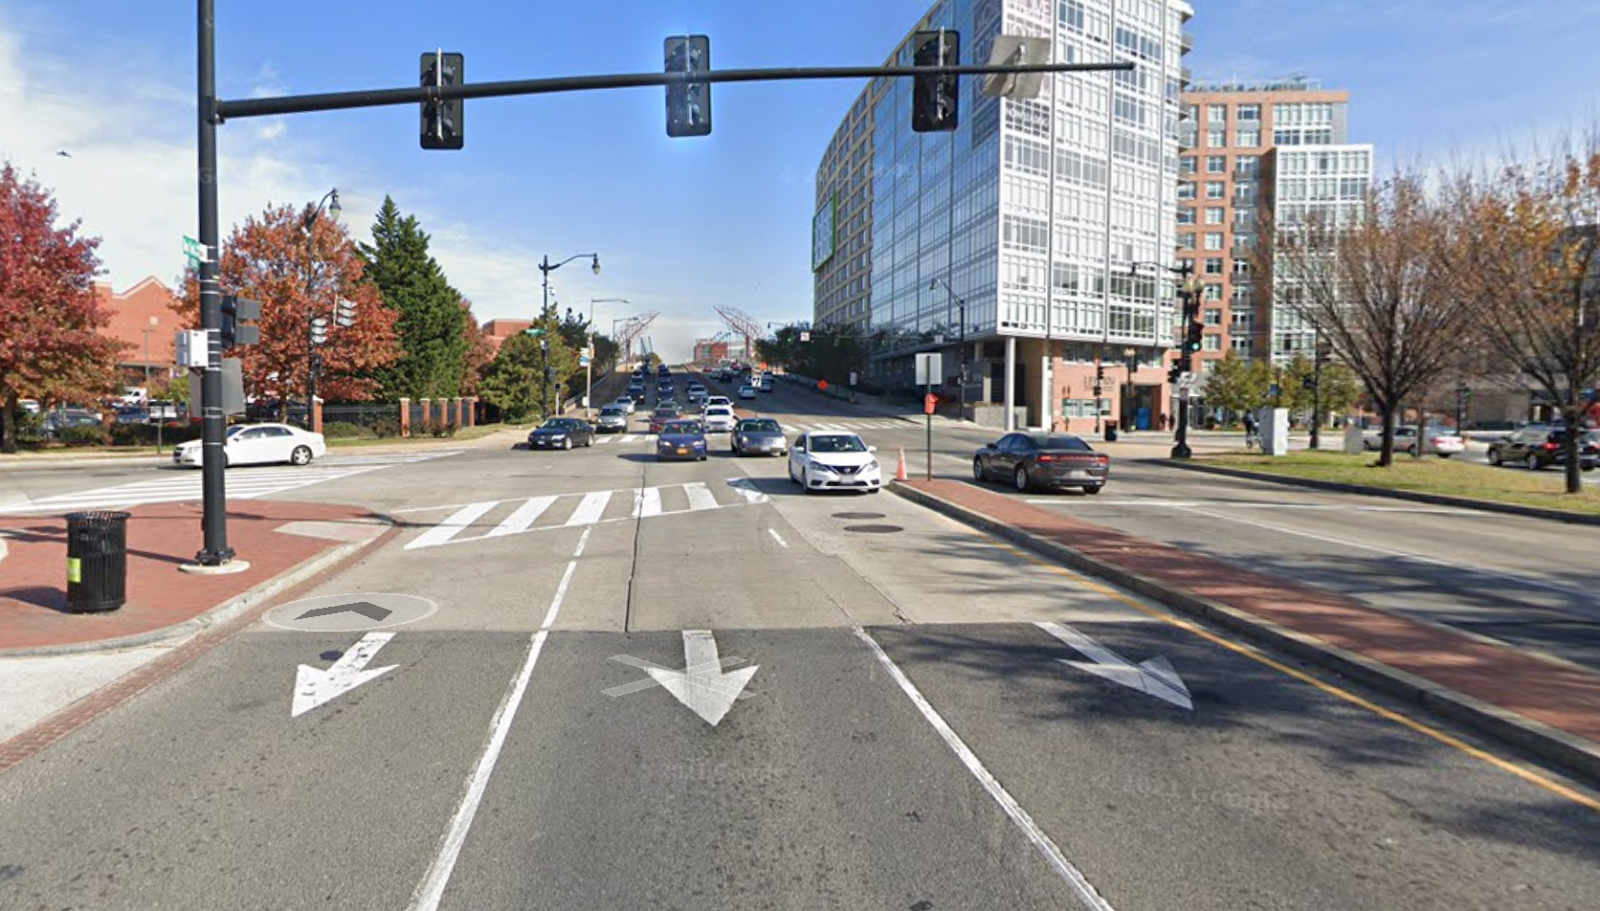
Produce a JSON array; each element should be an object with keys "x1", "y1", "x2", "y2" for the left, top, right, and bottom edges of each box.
[
  {"x1": 767, "y1": 528, "x2": 788, "y2": 548},
  {"x1": 634, "y1": 486, "x2": 663, "y2": 518},
  {"x1": 1169, "y1": 502, "x2": 1597, "y2": 601},
  {"x1": 485, "y1": 496, "x2": 556, "y2": 538},
  {"x1": 851, "y1": 628, "x2": 1116, "y2": 911},
  {"x1": 726, "y1": 477, "x2": 771, "y2": 504},
  {"x1": 620, "y1": 434, "x2": 640, "y2": 443},
  {"x1": 684, "y1": 482, "x2": 719, "y2": 511},
  {"x1": 405, "y1": 501, "x2": 497, "y2": 550},
  {"x1": 408, "y1": 537, "x2": 583, "y2": 911}
]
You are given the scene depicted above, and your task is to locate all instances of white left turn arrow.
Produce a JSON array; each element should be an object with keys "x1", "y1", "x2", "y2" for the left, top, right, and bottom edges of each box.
[
  {"x1": 292, "y1": 632, "x2": 398, "y2": 717},
  {"x1": 1036, "y1": 621, "x2": 1192, "y2": 710}
]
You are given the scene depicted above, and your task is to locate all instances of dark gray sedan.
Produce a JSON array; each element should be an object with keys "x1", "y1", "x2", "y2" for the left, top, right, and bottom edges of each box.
[
  {"x1": 974, "y1": 432, "x2": 1109, "y2": 493},
  {"x1": 731, "y1": 418, "x2": 787, "y2": 456},
  {"x1": 527, "y1": 418, "x2": 595, "y2": 450}
]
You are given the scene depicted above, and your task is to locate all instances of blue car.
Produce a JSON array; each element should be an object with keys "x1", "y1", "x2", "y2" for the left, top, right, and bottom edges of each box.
[{"x1": 656, "y1": 419, "x2": 707, "y2": 461}]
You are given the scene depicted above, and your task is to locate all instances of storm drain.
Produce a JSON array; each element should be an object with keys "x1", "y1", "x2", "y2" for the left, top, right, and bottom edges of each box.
[
  {"x1": 844, "y1": 524, "x2": 903, "y2": 534},
  {"x1": 832, "y1": 512, "x2": 887, "y2": 520}
]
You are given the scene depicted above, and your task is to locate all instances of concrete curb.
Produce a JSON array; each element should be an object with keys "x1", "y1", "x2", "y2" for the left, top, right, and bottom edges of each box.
[
  {"x1": 888, "y1": 479, "x2": 1600, "y2": 783},
  {"x1": 0, "y1": 517, "x2": 394, "y2": 659},
  {"x1": 1152, "y1": 458, "x2": 1600, "y2": 527}
]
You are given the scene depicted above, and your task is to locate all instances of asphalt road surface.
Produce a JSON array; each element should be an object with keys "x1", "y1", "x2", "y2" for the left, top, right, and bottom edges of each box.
[
  {"x1": 2, "y1": 373, "x2": 1599, "y2": 910},
  {"x1": 730, "y1": 376, "x2": 1600, "y2": 674}
]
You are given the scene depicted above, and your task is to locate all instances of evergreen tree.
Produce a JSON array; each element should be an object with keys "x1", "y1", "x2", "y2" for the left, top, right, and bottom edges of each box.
[{"x1": 358, "y1": 197, "x2": 468, "y2": 400}]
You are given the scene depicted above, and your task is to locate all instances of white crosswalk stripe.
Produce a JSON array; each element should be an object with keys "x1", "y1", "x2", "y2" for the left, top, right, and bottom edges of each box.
[
  {"x1": 405, "y1": 479, "x2": 769, "y2": 549},
  {"x1": 17, "y1": 450, "x2": 458, "y2": 513}
]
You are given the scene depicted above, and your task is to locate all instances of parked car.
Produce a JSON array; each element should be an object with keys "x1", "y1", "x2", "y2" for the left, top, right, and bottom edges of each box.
[
  {"x1": 610, "y1": 395, "x2": 637, "y2": 415},
  {"x1": 527, "y1": 417, "x2": 595, "y2": 450},
  {"x1": 114, "y1": 405, "x2": 150, "y2": 424},
  {"x1": 788, "y1": 431, "x2": 881, "y2": 494},
  {"x1": 173, "y1": 422, "x2": 325, "y2": 467},
  {"x1": 1362, "y1": 424, "x2": 1461, "y2": 456},
  {"x1": 655, "y1": 419, "x2": 707, "y2": 461},
  {"x1": 973, "y1": 432, "x2": 1109, "y2": 494},
  {"x1": 647, "y1": 406, "x2": 682, "y2": 434},
  {"x1": 43, "y1": 408, "x2": 104, "y2": 436},
  {"x1": 732, "y1": 417, "x2": 787, "y2": 456},
  {"x1": 1486, "y1": 426, "x2": 1600, "y2": 471},
  {"x1": 703, "y1": 405, "x2": 737, "y2": 433},
  {"x1": 595, "y1": 406, "x2": 629, "y2": 433}
]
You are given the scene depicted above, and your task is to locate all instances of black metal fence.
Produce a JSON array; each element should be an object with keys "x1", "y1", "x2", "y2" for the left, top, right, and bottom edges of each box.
[{"x1": 323, "y1": 402, "x2": 398, "y2": 430}]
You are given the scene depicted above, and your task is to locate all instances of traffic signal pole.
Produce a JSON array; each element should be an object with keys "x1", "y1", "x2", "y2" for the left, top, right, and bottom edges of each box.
[{"x1": 189, "y1": 0, "x2": 241, "y2": 571}]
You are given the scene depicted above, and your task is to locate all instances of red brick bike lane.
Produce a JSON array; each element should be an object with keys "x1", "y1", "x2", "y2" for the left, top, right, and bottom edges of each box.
[
  {"x1": 893, "y1": 477, "x2": 1600, "y2": 778},
  {"x1": 0, "y1": 500, "x2": 389, "y2": 653}
]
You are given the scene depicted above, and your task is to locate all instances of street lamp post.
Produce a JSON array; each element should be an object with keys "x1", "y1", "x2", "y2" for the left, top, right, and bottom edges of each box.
[
  {"x1": 538, "y1": 253, "x2": 601, "y2": 417},
  {"x1": 586, "y1": 298, "x2": 629, "y2": 417},
  {"x1": 929, "y1": 277, "x2": 968, "y2": 418},
  {"x1": 303, "y1": 189, "x2": 340, "y2": 431},
  {"x1": 1123, "y1": 346, "x2": 1138, "y2": 430}
]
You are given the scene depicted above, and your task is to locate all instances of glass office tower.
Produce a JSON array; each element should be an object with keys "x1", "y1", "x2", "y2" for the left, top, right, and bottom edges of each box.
[{"x1": 814, "y1": 0, "x2": 1193, "y2": 432}]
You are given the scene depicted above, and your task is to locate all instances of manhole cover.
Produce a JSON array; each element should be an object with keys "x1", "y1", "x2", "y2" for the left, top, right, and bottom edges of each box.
[
  {"x1": 844, "y1": 524, "x2": 903, "y2": 534},
  {"x1": 832, "y1": 512, "x2": 886, "y2": 520}
]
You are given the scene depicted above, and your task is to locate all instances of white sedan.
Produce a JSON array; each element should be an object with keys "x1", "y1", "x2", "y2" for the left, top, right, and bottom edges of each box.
[
  {"x1": 703, "y1": 406, "x2": 738, "y2": 433},
  {"x1": 173, "y1": 422, "x2": 327, "y2": 468},
  {"x1": 738, "y1": 384, "x2": 758, "y2": 400},
  {"x1": 788, "y1": 431, "x2": 882, "y2": 494}
]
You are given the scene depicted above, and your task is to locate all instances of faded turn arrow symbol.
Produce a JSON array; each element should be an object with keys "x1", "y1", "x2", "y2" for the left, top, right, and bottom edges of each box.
[{"x1": 1037, "y1": 621, "x2": 1192, "y2": 710}]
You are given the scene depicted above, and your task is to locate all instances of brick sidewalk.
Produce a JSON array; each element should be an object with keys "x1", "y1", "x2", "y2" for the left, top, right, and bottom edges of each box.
[
  {"x1": 894, "y1": 478, "x2": 1600, "y2": 777},
  {"x1": 0, "y1": 501, "x2": 388, "y2": 653}
]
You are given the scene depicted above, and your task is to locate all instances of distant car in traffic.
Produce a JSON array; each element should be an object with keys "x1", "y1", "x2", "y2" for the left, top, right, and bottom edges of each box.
[
  {"x1": 789, "y1": 431, "x2": 881, "y2": 493},
  {"x1": 527, "y1": 417, "x2": 595, "y2": 450},
  {"x1": 732, "y1": 417, "x2": 787, "y2": 456},
  {"x1": 973, "y1": 432, "x2": 1109, "y2": 494},
  {"x1": 610, "y1": 395, "x2": 637, "y2": 414},
  {"x1": 656, "y1": 420, "x2": 707, "y2": 461},
  {"x1": 647, "y1": 406, "x2": 681, "y2": 434},
  {"x1": 738, "y1": 384, "x2": 758, "y2": 400},
  {"x1": 704, "y1": 395, "x2": 732, "y2": 410},
  {"x1": 702, "y1": 405, "x2": 737, "y2": 433},
  {"x1": 174, "y1": 422, "x2": 325, "y2": 468},
  {"x1": 595, "y1": 406, "x2": 629, "y2": 433},
  {"x1": 758, "y1": 375, "x2": 774, "y2": 393},
  {"x1": 1486, "y1": 426, "x2": 1600, "y2": 471}
]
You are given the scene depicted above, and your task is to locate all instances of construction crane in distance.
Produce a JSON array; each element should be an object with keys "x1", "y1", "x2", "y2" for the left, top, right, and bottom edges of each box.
[
  {"x1": 612, "y1": 312, "x2": 659, "y2": 365},
  {"x1": 713, "y1": 305, "x2": 763, "y2": 365}
]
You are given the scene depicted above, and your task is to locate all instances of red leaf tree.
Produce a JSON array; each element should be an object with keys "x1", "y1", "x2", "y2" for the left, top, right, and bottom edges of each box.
[
  {"x1": 0, "y1": 163, "x2": 127, "y2": 452},
  {"x1": 178, "y1": 203, "x2": 402, "y2": 406}
]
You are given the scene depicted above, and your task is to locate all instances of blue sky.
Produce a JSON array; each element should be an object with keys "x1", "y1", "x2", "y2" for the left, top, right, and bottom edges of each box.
[{"x1": 3, "y1": 1, "x2": 1596, "y2": 360}]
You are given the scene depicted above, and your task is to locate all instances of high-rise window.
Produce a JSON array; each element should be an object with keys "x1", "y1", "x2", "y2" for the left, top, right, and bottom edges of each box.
[
  {"x1": 1207, "y1": 104, "x2": 1228, "y2": 124},
  {"x1": 1204, "y1": 232, "x2": 1224, "y2": 250},
  {"x1": 1206, "y1": 129, "x2": 1225, "y2": 147},
  {"x1": 1206, "y1": 155, "x2": 1226, "y2": 173},
  {"x1": 1177, "y1": 208, "x2": 1196, "y2": 225},
  {"x1": 1205, "y1": 181, "x2": 1225, "y2": 199},
  {"x1": 1204, "y1": 308, "x2": 1223, "y2": 325},
  {"x1": 1204, "y1": 257, "x2": 1224, "y2": 275},
  {"x1": 1204, "y1": 207, "x2": 1224, "y2": 224},
  {"x1": 1236, "y1": 129, "x2": 1260, "y2": 147},
  {"x1": 1237, "y1": 104, "x2": 1261, "y2": 122}
]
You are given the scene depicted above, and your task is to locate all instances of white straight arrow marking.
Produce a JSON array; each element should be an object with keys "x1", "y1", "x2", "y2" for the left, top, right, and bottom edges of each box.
[
  {"x1": 291, "y1": 632, "x2": 399, "y2": 717},
  {"x1": 644, "y1": 630, "x2": 758, "y2": 726},
  {"x1": 1036, "y1": 621, "x2": 1192, "y2": 710}
]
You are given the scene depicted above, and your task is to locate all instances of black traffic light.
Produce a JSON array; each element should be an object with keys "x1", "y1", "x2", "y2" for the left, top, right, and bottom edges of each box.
[
  {"x1": 420, "y1": 51, "x2": 464, "y2": 150},
  {"x1": 1167, "y1": 363, "x2": 1184, "y2": 385},
  {"x1": 220, "y1": 295, "x2": 261, "y2": 349},
  {"x1": 1184, "y1": 321, "x2": 1204, "y2": 354},
  {"x1": 912, "y1": 30, "x2": 960, "y2": 132},
  {"x1": 665, "y1": 35, "x2": 711, "y2": 138}
]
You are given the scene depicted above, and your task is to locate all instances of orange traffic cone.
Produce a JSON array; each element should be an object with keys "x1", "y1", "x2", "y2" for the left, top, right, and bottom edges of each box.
[{"x1": 895, "y1": 448, "x2": 908, "y2": 481}]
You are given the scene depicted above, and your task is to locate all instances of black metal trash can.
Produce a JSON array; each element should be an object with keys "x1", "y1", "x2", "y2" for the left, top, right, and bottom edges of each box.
[
  {"x1": 1103, "y1": 420, "x2": 1119, "y2": 442},
  {"x1": 65, "y1": 511, "x2": 130, "y2": 613}
]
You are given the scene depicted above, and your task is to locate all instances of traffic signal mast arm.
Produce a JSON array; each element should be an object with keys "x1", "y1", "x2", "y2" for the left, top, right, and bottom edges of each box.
[{"x1": 214, "y1": 58, "x2": 1132, "y2": 120}]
